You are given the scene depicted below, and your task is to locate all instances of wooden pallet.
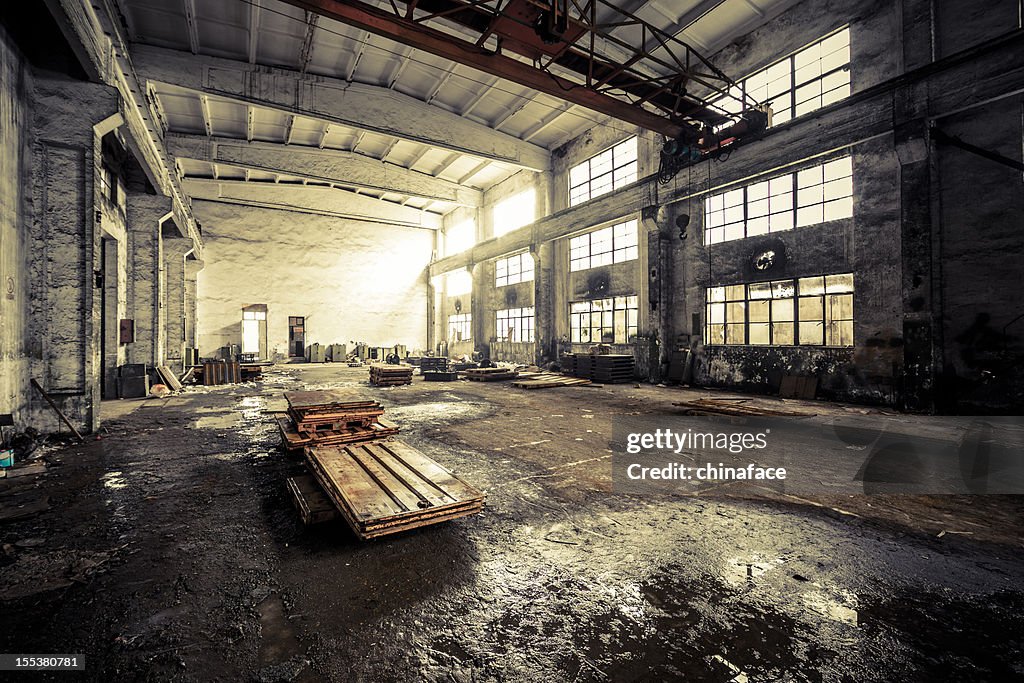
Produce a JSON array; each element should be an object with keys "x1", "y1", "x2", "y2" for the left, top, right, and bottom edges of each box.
[
  {"x1": 464, "y1": 367, "x2": 518, "y2": 381},
  {"x1": 511, "y1": 372, "x2": 592, "y2": 389},
  {"x1": 285, "y1": 390, "x2": 385, "y2": 433},
  {"x1": 287, "y1": 474, "x2": 340, "y2": 525},
  {"x1": 305, "y1": 440, "x2": 485, "y2": 539},
  {"x1": 277, "y1": 416, "x2": 399, "y2": 451}
]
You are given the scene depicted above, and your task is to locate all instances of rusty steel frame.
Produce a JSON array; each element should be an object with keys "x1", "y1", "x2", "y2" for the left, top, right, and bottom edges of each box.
[{"x1": 277, "y1": 0, "x2": 761, "y2": 140}]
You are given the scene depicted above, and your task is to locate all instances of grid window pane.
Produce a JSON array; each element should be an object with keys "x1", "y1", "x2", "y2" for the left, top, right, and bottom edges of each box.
[
  {"x1": 708, "y1": 29, "x2": 851, "y2": 135},
  {"x1": 569, "y1": 219, "x2": 639, "y2": 272},
  {"x1": 496, "y1": 307, "x2": 535, "y2": 343},
  {"x1": 569, "y1": 137, "x2": 639, "y2": 207},
  {"x1": 569, "y1": 296, "x2": 638, "y2": 343},
  {"x1": 495, "y1": 252, "x2": 535, "y2": 287},
  {"x1": 704, "y1": 156, "x2": 850, "y2": 245},
  {"x1": 448, "y1": 314, "x2": 472, "y2": 342},
  {"x1": 705, "y1": 274, "x2": 853, "y2": 347}
]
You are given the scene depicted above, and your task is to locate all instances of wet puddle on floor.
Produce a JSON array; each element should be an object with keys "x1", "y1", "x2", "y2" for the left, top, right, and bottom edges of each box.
[
  {"x1": 386, "y1": 400, "x2": 490, "y2": 426},
  {"x1": 192, "y1": 412, "x2": 240, "y2": 429}
]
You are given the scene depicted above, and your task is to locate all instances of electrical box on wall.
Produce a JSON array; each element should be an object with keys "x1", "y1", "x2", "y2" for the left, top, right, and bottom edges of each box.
[{"x1": 119, "y1": 319, "x2": 135, "y2": 344}]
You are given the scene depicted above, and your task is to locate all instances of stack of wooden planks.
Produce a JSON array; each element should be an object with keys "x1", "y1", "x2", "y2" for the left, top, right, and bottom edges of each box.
[
  {"x1": 464, "y1": 367, "x2": 518, "y2": 381},
  {"x1": 560, "y1": 354, "x2": 577, "y2": 376},
  {"x1": 277, "y1": 389, "x2": 398, "y2": 452},
  {"x1": 511, "y1": 372, "x2": 592, "y2": 389},
  {"x1": 305, "y1": 440, "x2": 485, "y2": 539},
  {"x1": 369, "y1": 363, "x2": 414, "y2": 386},
  {"x1": 590, "y1": 354, "x2": 635, "y2": 383}
]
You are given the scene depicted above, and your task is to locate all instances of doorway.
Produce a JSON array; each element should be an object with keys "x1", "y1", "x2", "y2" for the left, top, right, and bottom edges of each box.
[
  {"x1": 288, "y1": 316, "x2": 305, "y2": 357},
  {"x1": 241, "y1": 304, "x2": 268, "y2": 360}
]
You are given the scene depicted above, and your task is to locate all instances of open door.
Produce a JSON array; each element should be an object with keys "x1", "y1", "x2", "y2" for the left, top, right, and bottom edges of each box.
[
  {"x1": 241, "y1": 304, "x2": 268, "y2": 360},
  {"x1": 288, "y1": 316, "x2": 305, "y2": 357}
]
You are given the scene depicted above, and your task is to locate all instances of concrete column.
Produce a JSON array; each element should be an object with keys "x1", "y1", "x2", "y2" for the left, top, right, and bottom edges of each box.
[
  {"x1": 184, "y1": 256, "x2": 203, "y2": 353},
  {"x1": 163, "y1": 238, "x2": 191, "y2": 373},
  {"x1": 894, "y1": 83, "x2": 936, "y2": 412},
  {"x1": 126, "y1": 193, "x2": 171, "y2": 368},
  {"x1": 534, "y1": 242, "x2": 555, "y2": 364},
  {"x1": 27, "y1": 77, "x2": 118, "y2": 433}
]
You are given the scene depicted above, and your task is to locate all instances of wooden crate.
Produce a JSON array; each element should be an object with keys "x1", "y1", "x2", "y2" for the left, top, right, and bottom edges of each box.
[{"x1": 306, "y1": 440, "x2": 485, "y2": 539}]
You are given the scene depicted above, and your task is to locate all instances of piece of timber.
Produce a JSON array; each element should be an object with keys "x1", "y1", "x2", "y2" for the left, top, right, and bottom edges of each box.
[
  {"x1": 671, "y1": 398, "x2": 812, "y2": 417},
  {"x1": 287, "y1": 474, "x2": 340, "y2": 525},
  {"x1": 306, "y1": 440, "x2": 485, "y2": 540},
  {"x1": 511, "y1": 373, "x2": 593, "y2": 389}
]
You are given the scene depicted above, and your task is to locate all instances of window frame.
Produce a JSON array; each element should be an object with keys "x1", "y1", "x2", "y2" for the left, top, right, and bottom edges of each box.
[
  {"x1": 704, "y1": 274, "x2": 854, "y2": 348},
  {"x1": 569, "y1": 296, "x2": 639, "y2": 344},
  {"x1": 447, "y1": 313, "x2": 472, "y2": 342},
  {"x1": 495, "y1": 252, "x2": 535, "y2": 288},
  {"x1": 709, "y1": 28, "x2": 851, "y2": 130},
  {"x1": 568, "y1": 136, "x2": 639, "y2": 207},
  {"x1": 569, "y1": 218, "x2": 640, "y2": 272},
  {"x1": 492, "y1": 188, "x2": 537, "y2": 237},
  {"x1": 704, "y1": 155, "x2": 853, "y2": 246},
  {"x1": 495, "y1": 307, "x2": 535, "y2": 343}
]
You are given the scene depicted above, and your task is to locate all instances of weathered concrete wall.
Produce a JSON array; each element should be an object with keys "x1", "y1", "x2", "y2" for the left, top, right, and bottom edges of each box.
[
  {"x1": 26, "y1": 76, "x2": 118, "y2": 432},
  {"x1": 933, "y1": 97, "x2": 1024, "y2": 411},
  {"x1": 193, "y1": 201, "x2": 432, "y2": 356},
  {"x1": 0, "y1": 25, "x2": 29, "y2": 422}
]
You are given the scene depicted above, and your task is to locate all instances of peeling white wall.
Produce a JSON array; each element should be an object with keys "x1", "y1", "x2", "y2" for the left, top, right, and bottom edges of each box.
[{"x1": 194, "y1": 201, "x2": 433, "y2": 357}]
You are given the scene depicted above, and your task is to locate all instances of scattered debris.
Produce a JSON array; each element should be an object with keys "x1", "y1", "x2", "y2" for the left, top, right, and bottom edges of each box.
[{"x1": 30, "y1": 378, "x2": 85, "y2": 442}]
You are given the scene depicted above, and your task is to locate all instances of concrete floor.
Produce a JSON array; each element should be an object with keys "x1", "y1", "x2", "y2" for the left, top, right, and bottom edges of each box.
[{"x1": 1, "y1": 365, "x2": 1023, "y2": 681}]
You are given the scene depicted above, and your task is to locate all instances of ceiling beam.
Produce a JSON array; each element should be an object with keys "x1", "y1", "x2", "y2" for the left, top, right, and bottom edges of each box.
[
  {"x1": 186, "y1": 179, "x2": 443, "y2": 229},
  {"x1": 132, "y1": 44, "x2": 550, "y2": 171},
  {"x1": 275, "y1": 0, "x2": 685, "y2": 138},
  {"x1": 166, "y1": 133, "x2": 483, "y2": 207}
]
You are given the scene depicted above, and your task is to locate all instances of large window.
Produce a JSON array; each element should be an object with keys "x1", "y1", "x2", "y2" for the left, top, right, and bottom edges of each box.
[
  {"x1": 712, "y1": 29, "x2": 850, "y2": 128},
  {"x1": 704, "y1": 156, "x2": 852, "y2": 245},
  {"x1": 495, "y1": 252, "x2": 534, "y2": 287},
  {"x1": 445, "y1": 219, "x2": 475, "y2": 256},
  {"x1": 705, "y1": 273, "x2": 854, "y2": 347},
  {"x1": 496, "y1": 307, "x2": 535, "y2": 343},
  {"x1": 569, "y1": 219, "x2": 639, "y2": 272},
  {"x1": 569, "y1": 137, "x2": 638, "y2": 207},
  {"x1": 493, "y1": 188, "x2": 536, "y2": 236},
  {"x1": 446, "y1": 269, "x2": 473, "y2": 296},
  {"x1": 448, "y1": 313, "x2": 472, "y2": 342},
  {"x1": 570, "y1": 296, "x2": 639, "y2": 344}
]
